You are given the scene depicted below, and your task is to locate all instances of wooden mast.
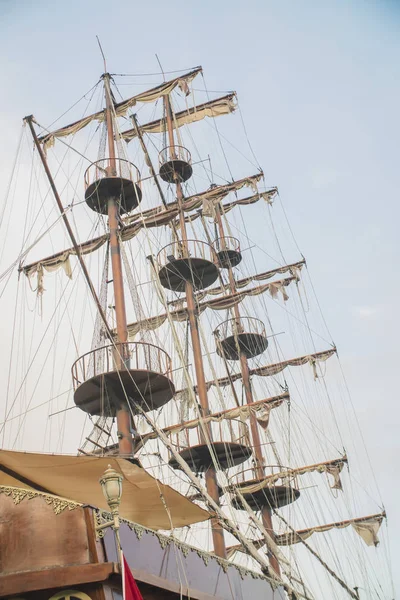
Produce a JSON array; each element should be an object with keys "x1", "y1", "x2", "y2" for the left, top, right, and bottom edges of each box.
[
  {"x1": 164, "y1": 94, "x2": 227, "y2": 559},
  {"x1": 103, "y1": 73, "x2": 132, "y2": 457},
  {"x1": 214, "y1": 204, "x2": 281, "y2": 575}
]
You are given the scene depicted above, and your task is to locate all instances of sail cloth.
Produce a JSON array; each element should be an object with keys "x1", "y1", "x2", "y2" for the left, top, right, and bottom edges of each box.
[
  {"x1": 126, "y1": 278, "x2": 297, "y2": 339},
  {"x1": 137, "y1": 394, "x2": 288, "y2": 445},
  {"x1": 275, "y1": 514, "x2": 385, "y2": 548},
  {"x1": 121, "y1": 93, "x2": 237, "y2": 142},
  {"x1": 231, "y1": 458, "x2": 347, "y2": 497},
  {"x1": 22, "y1": 236, "x2": 107, "y2": 295},
  {"x1": 177, "y1": 190, "x2": 275, "y2": 227},
  {"x1": 39, "y1": 67, "x2": 202, "y2": 150},
  {"x1": 193, "y1": 348, "x2": 337, "y2": 392},
  {"x1": 169, "y1": 260, "x2": 305, "y2": 306},
  {"x1": 170, "y1": 349, "x2": 337, "y2": 399},
  {"x1": 21, "y1": 176, "x2": 272, "y2": 292},
  {"x1": 266, "y1": 459, "x2": 347, "y2": 491},
  {"x1": 122, "y1": 173, "x2": 268, "y2": 226},
  {"x1": 0, "y1": 449, "x2": 208, "y2": 530}
]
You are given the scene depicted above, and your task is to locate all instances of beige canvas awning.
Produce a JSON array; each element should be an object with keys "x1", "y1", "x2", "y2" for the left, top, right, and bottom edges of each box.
[{"x1": 0, "y1": 449, "x2": 209, "y2": 530}]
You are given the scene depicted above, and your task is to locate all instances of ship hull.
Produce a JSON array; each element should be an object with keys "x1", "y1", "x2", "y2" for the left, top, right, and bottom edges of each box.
[{"x1": 0, "y1": 489, "x2": 285, "y2": 599}]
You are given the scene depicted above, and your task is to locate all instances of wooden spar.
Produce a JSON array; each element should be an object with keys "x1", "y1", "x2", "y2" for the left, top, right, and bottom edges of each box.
[
  {"x1": 168, "y1": 259, "x2": 306, "y2": 307},
  {"x1": 198, "y1": 213, "x2": 242, "y2": 409},
  {"x1": 277, "y1": 511, "x2": 386, "y2": 541},
  {"x1": 121, "y1": 93, "x2": 236, "y2": 141},
  {"x1": 131, "y1": 113, "x2": 181, "y2": 243},
  {"x1": 24, "y1": 116, "x2": 111, "y2": 340},
  {"x1": 132, "y1": 393, "x2": 289, "y2": 449},
  {"x1": 274, "y1": 511, "x2": 365, "y2": 600},
  {"x1": 20, "y1": 179, "x2": 277, "y2": 277},
  {"x1": 279, "y1": 455, "x2": 348, "y2": 478},
  {"x1": 103, "y1": 74, "x2": 132, "y2": 456},
  {"x1": 164, "y1": 93, "x2": 227, "y2": 559},
  {"x1": 213, "y1": 202, "x2": 281, "y2": 576},
  {"x1": 226, "y1": 511, "x2": 385, "y2": 558},
  {"x1": 97, "y1": 393, "x2": 288, "y2": 456},
  {"x1": 37, "y1": 67, "x2": 203, "y2": 145},
  {"x1": 177, "y1": 348, "x2": 336, "y2": 394},
  {"x1": 131, "y1": 113, "x2": 168, "y2": 209}
]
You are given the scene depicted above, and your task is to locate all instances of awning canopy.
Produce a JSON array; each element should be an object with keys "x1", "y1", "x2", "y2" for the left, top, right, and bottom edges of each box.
[{"x1": 0, "y1": 449, "x2": 209, "y2": 530}]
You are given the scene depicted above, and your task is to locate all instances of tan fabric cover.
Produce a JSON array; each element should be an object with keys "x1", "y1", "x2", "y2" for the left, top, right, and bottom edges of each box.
[{"x1": 0, "y1": 450, "x2": 208, "y2": 530}]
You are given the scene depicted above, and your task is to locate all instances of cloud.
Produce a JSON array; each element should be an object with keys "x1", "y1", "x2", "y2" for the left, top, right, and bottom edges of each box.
[
  {"x1": 311, "y1": 167, "x2": 341, "y2": 189},
  {"x1": 352, "y1": 306, "x2": 377, "y2": 319}
]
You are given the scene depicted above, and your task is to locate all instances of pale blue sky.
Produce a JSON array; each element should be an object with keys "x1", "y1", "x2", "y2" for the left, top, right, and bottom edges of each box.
[{"x1": 0, "y1": 0, "x2": 399, "y2": 596}]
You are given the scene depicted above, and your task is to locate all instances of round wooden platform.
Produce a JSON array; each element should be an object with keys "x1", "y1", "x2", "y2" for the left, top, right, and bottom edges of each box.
[
  {"x1": 216, "y1": 248, "x2": 242, "y2": 269},
  {"x1": 74, "y1": 368, "x2": 175, "y2": 417},
  {"x1": 158, "y1": 257, "x2": 219, "y2": 292},
  {"x1": 232, "y1": 481, "x2": 300, "y2": 511},
  {"x1": 85, "y1": 177, "x2": 142, "y2": 215},
  {"x1": 159, "y1": 159, "x2": 193, "y2": 183},
  {"x1": 217, "y1": 332, "x2": 269, "y2": 360},
  {"x1": 169, "y1": 442, "x2": 252, "y2": 473}
]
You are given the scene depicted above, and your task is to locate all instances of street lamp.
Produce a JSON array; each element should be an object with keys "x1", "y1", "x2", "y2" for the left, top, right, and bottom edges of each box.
[{"x1": 95, "y1": 465, "x2": 124, "y2": 554}]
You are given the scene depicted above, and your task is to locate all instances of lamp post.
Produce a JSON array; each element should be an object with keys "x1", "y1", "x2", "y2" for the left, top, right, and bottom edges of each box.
[{"x1": 95, "y1": 465, "x2": 124, "y2": 558}]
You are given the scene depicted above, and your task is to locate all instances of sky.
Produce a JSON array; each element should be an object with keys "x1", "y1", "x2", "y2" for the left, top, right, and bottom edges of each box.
[{"x1": 0, "y1": 0, "x2": 399, "y2": 597}]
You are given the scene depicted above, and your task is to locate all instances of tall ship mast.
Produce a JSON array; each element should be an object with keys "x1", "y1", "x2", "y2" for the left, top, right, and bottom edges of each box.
[{"x1": 0, "y1": 61, "x2": 393, "y2": 600}]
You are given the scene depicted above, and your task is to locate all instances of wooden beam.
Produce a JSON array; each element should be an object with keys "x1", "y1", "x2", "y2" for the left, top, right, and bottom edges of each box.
[
  {"x1": 83, "y1": 506, "x2": 106, "y2": 564},
  {"x1": 0, "y1": 562, "x2": 119, "y2": 596},
  {"x1": 0, "y1": 464, "x2": 52, "y2": 494}
]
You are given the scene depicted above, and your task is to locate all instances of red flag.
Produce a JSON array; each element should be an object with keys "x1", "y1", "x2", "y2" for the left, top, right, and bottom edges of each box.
[{"x1": 122, "y1": 552, "x2": 144, "y2": 600}]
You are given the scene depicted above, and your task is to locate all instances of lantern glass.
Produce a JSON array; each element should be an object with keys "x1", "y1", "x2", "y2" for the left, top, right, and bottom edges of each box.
[{"x1": 99, "y1": 465, "x2": 123, "y2": 509}]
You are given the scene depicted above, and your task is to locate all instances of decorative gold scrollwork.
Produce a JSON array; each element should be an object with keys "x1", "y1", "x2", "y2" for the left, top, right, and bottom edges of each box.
[{"x1": 48, "y1": 591, "x2": 92, "y2": 600}]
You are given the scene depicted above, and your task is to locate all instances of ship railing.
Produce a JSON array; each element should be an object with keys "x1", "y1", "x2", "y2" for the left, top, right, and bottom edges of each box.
[
  {"x1": 214, "y1": 316, "x2": 266, "y2": 340},
  {"x1": 169, "y1": 418, "x2": 251, "y2": 453},
  {"x1": 213, "y1": 236, "x2": 241, "y2": 253},
  {"x1": 72, "y1": 341, "x2": 173, "y2": 389},
  {"x1": 159, "y1": 145, "x2": 192, "y2": 166},
  {"x1": 229, "y1": 464, "x2": 299, "y2": 489},
  {"x1": 84, "y1": 158, "x2": 141, "y2": 188},
  {"x1": 157, "y1": 239, "x2": 217, "y2": 266}
]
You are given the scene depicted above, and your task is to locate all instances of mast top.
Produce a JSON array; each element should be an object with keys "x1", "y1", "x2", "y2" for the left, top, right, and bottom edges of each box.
[{"x1": 96, "y1": 34, "x2": 108, "y2": 73}]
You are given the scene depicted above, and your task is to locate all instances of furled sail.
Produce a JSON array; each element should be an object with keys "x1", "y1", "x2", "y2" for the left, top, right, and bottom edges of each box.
[
  {"x1": 229, "y1": 457, "x2": 347, "y2": 498},
  {"x1": 126, "y1": 277, "x2": 297, "y2": 339},
  {"x1": 121, "y1": 93, "x2": 237, "y2": 142},
  {"x1": 122, "y1": 173, "x2": 269, "y2": 226},
  {"x1": 275, "y1": 513, "x2": 386, "y2": 548},
  {"x1": 22, "y1": 236, "x2": 107, "y2": 295},
  {"x1": 136, "y1": 393, "x2": 289, "y2": 446},
  {"x1": 189, "y1": 348, "x2": 337, "y2": 392},
  {"x1": 226, "y1": 511, "x2": 384, "y2": 561},
  {"x1": 249, "y1": 348, "x2": 336, "y2": 381},
  {"x1": 266, "y1": 457, "x2": 347, "y2": 491},
  {"x1": 168, "y1": 260, "x2": 306, "y2": 306},
  {"x1": 39, "y1": 67, "x2": 202, "y2": 150},
  {"x1": 21, "y1": 175, "x2": 272, "y2": 293}
]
